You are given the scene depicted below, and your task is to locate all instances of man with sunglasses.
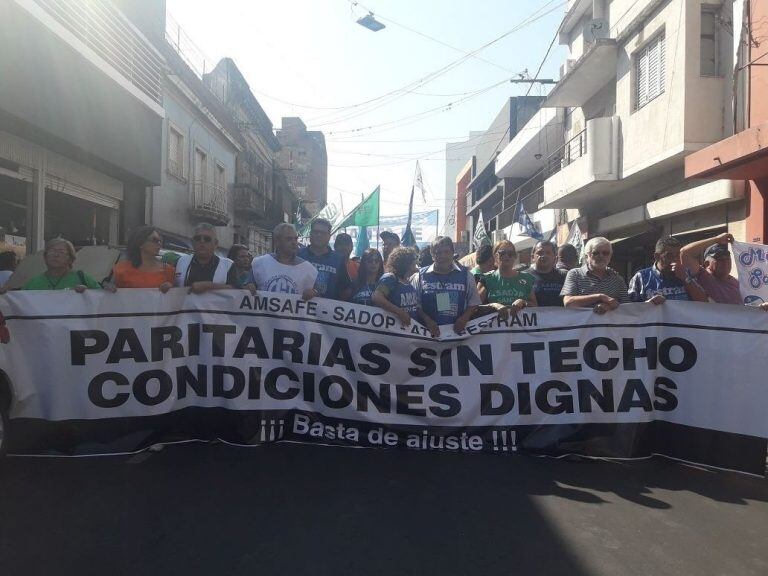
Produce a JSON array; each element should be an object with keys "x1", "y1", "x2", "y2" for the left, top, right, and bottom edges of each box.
[
  {"x1": 561, "y1": 237, "x2": 630, "y2": 314},
  {"x1": 173, "y1": 223, "x2": 237, "y2": 293},
  {"x1": 298, "y1": 218, "x2": 352, "y2": 300},
  {"x1": 629, "y1": 236, "x2": 707, "y2": 303}
]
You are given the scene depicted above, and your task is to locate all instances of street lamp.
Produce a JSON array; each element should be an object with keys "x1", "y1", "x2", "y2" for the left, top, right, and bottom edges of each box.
[{"x1": 357, "y1": 12, "x2": 385, "y2": 32}]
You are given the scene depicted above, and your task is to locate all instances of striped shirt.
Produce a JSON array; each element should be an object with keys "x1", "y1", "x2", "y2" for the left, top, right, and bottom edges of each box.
[{"x1": 560, "y1": 265, "x2": 630, "y2": 303}]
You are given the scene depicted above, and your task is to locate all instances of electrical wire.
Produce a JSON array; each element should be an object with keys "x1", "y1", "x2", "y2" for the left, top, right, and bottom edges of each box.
[
  {"x1": 347, "y1": 0, "x2": 519, "y2": 73},
  {"x1": 305, "y1": 0, "x2": 567, "y2": 126},
  {"x1": 321, "y1": 78, "x2": 509, "y2": 134}
]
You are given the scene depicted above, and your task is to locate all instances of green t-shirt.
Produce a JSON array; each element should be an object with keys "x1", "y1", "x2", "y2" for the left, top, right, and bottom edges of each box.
[
  {"x1": 24, "y1": 270, "x2": 102, "y2": 290},
  {"x1": 480, "y1": 270, "x2": 534, "y2": 306}
]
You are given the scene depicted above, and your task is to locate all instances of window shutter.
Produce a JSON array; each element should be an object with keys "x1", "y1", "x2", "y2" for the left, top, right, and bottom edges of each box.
[
  {"x1": 635, "y1": 33, "x2": 665, "y2": 109},
  {"x1": 657, "y1": 34, "x2": 665, "y2": 96},
  {"x1": 636, "y1": 45, "x2": 648, "y2": 108},
  {"x1": 168, "y1": 129, "x2": 179, "y2": 174}
]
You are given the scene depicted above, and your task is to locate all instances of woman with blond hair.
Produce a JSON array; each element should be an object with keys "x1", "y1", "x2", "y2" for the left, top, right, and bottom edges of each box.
[{"x1": 22, "y1": 238, "x2": 101, "y2": 291}]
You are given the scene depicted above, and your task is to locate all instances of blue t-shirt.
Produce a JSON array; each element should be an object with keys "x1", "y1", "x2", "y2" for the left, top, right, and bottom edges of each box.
[
  {"x1": 376, "y1": 273, "x2": 420, "y2": 320},
  {"x1": 628, "y1": 265, "x2": 690, "y2": 302},
  {"x1": 413, "y1": 264, "x2": 479, "y2": 325},
  {"x1": 298, "y1": 247, "x2": 351, "y2": 299},
  {"x1": 351, "y1": 282, "x2": 377, "y2": 306}
]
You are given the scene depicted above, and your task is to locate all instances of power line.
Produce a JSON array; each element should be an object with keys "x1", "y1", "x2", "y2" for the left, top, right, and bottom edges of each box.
[
  {"x1": 322, "y1": 78, "x2": 509, "y2": 134},
  {"x1": 347, "y1": 0, "x2": 519, "y2": 74},
  {"x1": 304, "y1": 0, "x2": 567, "y2": 126},
  {"x1": 486, "y1": 20, "x2": 561, "y2": 161}
]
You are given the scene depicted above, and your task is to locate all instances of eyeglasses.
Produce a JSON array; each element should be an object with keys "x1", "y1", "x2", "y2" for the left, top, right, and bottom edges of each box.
[
  {"x1": 193, "y1": 235, "x2": 214, "y2": 243},
  {"x1": 590, "y1": 250, "x2": 611, "y2": 257},
  {"x1": 497, "y1": 250, "x2": 516, "y2": 257}
]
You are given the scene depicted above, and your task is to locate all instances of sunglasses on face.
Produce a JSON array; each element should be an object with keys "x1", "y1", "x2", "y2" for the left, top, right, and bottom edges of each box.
[{"x1": 193, "y1": 235, "x2": 214, "y2": 243}]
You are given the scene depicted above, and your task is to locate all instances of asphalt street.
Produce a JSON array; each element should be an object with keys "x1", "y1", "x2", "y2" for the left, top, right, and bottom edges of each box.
[{"x1": 1, "y1": 443, "x2": 767, "y2": 576}]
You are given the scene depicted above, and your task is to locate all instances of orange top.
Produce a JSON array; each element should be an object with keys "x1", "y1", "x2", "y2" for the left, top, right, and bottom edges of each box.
[
  {"x1": 113, "y1": 260, "x2": 175, "y2": 288},
  {"x1": 347, "y1": 259, "x2": 360, "y2": 282}
]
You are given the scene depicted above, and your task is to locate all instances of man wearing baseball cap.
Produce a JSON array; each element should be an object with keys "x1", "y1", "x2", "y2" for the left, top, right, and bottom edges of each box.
[
  {"x1": 380, "y1": 231, "x2": 400, "y2": 264},
  {"x1": 680, "y1": 232, "x2": 741, "y2": 304}
]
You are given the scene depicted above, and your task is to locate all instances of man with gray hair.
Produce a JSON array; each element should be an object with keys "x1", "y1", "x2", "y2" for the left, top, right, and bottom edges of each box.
[
  {"x1": 252, "y1": 223, "x2": 318, "y2": 299},
  {"x1": 560, "y1": 236, "x2": 630, "y2": 314},
  {"x1": 173, "y1": 223, "x2": 237, "y2": 293}
]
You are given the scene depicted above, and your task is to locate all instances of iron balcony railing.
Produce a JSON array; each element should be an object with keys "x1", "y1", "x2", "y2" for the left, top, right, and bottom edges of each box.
[
  {"x1": 490, "y1": 170, "x2": 545, "y2": 231},
  {"x1": 233, "y1": 184, "x2": 276, "y2": 221},
  {"x1": 191, "y1": 181, "x2": 229, "y2": 224},
  {"x1": 35, "y1": 0, "x2": 163, "y2": 105},
  {"x1": 544, "y1": 129, "x2": 587, "y2": 179}
]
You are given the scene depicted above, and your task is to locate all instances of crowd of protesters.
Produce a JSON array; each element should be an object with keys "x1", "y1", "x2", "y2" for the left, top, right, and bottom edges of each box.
[{"x1": 1, "y1": 217, "x2": 765, "y2": 329}]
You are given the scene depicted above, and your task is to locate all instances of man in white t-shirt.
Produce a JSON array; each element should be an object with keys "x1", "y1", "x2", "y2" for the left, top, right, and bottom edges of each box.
[{"x1": 252, "y1": 223, "x2": 318, "y2": 299}]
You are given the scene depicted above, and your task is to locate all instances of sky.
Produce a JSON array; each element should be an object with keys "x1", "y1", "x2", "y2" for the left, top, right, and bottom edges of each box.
[{"x1": 166, "y1": 0, "x2": 566, "y2": 230}]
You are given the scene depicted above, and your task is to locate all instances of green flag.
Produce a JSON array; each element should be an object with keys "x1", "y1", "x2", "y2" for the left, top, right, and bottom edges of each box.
[
  {"x1": 335, "y1": 186, "x2": 380, "y2": 231},
  {"x1": 355, "y1": 226, "x2": 370, "y2": 257}
]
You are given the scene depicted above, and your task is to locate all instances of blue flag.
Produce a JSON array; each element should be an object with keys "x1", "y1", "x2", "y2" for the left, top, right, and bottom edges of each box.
[{"x1": 513, "y1": 203, "x2": 544, "y2": 241}]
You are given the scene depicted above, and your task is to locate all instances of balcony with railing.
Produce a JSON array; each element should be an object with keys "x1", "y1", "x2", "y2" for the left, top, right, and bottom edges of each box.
[
  {"x1": 34, "y1": 0, "x2": 163, "y2": 106},
  {"x1": 190, "y1": 181, "x2": 229, "y2": 225},
  {"x1": 544, "y1": 129, "x2": 587, "y2": 179},
  {"x1": 233, "y1": 153, "x2": 279, "y2": 223},
  {"x1": 490, "y1": 170, "x2": 545, "y2": 231},
  {"x1": 541, "y1": 116, "x2": 620, "y2": 209}
]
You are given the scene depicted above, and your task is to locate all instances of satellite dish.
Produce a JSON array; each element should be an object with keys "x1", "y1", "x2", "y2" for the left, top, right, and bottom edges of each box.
[{"x1": 584, "y1": 19, "x2": 609, "y2": 42}]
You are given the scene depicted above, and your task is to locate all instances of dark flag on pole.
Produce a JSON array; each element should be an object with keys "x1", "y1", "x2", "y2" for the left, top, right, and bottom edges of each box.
[
  {"x1": 402, "y1": 185, "x2": 417, "y2": 247},
  {"x1": 513, "y1": 203, "x2": 544, "y2": 241},
  {"x1": 473, "y1": 211, "x2": 492, "y2": 249}
]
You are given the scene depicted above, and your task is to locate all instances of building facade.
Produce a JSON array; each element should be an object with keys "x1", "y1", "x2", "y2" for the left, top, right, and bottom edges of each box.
[
  {"x1": 276, "y1": 117, "x2": 327, "y2": 218},
  {"x1": 443, "y1": 131, "x2": 483, "y2": 241},
  {"x1": 204, "y1": 59, "x2": 293, "y2": 255},
  {"x1": 464, "y1": 96, "x2": 545, "y2": 250},
  {"x1": 537, "y1": 0, "x2": 743, "y2": 277},
  {"x1": 147, "y1": 42, "x2": 241, "y2": 249},
  {"x1": 0, "y1": 0, "x2": 164, "y2": 253},
  {"x1": 686, "y1": 0, "x2": 768, "y2": 245}
]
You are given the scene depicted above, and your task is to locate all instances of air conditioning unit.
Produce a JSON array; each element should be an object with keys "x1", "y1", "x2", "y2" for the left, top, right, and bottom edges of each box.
[{"x1": 559, "y1": 59, "x2": 576, "y2": 79}]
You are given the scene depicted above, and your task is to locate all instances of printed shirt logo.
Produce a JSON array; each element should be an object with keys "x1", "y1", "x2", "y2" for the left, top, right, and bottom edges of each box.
[
  {"x1": 0, "y1": 311, "x2": 9, "y2": 344},
  {"x1": 264, "y1": 275, "x2": 299, "y2": 294}
]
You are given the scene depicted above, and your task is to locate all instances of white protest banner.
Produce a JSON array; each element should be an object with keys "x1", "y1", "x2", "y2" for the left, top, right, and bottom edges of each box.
[
  {"x1": 732, "y1": 240, "x2": 768, "y2": 306},
  {"x1": 0, "y1": 291, "x2": 766, "y2": 474}
]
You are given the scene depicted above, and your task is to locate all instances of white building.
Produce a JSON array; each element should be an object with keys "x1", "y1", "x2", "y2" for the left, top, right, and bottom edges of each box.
[
  {"x1": 0, "y1": 0, "x2": 165, "y2": 253},
  {"x1": 146, "y1": 40, "x2": 241, "y2": 250},
  {"x1": 443, "y1": 132, "x2": 483, "y2": 240},
  {"x1": 504, "y1": 0, "x2": 744, "y2": 276}
]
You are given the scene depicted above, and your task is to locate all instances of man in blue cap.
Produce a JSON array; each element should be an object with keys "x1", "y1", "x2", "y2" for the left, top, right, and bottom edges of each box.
[{"x1": 680, "y1": 233, "x2": 741, "y2": 304}]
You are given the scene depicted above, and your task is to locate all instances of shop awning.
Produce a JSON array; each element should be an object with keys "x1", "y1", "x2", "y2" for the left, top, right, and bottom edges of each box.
[{"x1": 685, "y1": 122, "x2": 768, "y2": 180}]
